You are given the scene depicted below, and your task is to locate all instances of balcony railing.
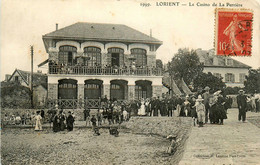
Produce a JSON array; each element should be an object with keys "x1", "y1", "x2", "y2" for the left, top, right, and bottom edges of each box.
[{"x1": 48, "y1": 65, "x2": 162, "y2": 76}]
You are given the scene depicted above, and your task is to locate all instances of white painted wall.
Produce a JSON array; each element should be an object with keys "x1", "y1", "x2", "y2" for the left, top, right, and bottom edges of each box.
[{"x1": 203, "y1": 67, "x2": 249, "y2": 87}]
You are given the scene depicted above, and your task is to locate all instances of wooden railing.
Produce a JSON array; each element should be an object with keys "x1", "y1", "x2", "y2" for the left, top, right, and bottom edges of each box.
[
  {"x1": 47, "y1": 99, "x2": 101, "y2": 109},
  {"x1": 48, "y1": 65, "x2": 162, "y2": 76},
  {"x1": 46, "y1": 98, "x2": 127, "y2": 109}
]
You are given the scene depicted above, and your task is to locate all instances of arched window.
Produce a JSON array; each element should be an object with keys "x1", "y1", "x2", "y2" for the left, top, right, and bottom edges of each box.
[
  {"x1": 59, "y1": 46, "x2": 77, "y2": 65},
  {"x1": 135, "y1": 85, "x2": 147, "y2": 99},
  {"x1": 130, "y1": 48, "x2": 147, "y2": 67},
  {"x1": 135, "y1": 80, "x2": 152, "y2": 100},
  {"x1": 58, "y1": 79, "x2": 78, "y2": 100},
  {"x1": 84, "y1": 47, "x2": 101, "y2": 67},
  {"x1": 107, "y1": 48, "x2": 124, "y2": 67}
]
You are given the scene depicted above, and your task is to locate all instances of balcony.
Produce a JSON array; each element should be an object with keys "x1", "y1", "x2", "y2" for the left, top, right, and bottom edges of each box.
[{"x1": 48, "y1": 65, "x2": 162, "y2": 76}]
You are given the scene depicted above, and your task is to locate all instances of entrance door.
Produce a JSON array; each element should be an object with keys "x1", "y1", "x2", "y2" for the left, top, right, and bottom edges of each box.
[
  {"x1": 111, "y1": 53, "x2": 120, "y2": 67},
  {"x1": 84, "y1": 80, "x2": 102, "y2": 99},
  {"x1": 110, "y1": 80, "x2": 127, "y2": 100},
  {"x1": 58, "y1": 79, "x2": 78, "y2": 99}
]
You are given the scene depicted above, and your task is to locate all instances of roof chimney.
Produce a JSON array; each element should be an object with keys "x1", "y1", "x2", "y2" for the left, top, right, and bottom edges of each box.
[
  {"x1": 150, "y1": 29, "x2": 152, "y2": 37},
  {"x1": 56, "y1": 23, "x2": 58, "y2": 31}
]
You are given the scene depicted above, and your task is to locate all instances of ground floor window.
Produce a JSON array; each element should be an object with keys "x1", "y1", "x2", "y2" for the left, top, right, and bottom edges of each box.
[
  {"x1": 84, "y1": 80, "x2": 102, "y2": 99},
  {"x1": 58, "y1": 79, "x2": 78, "y2": 99}
]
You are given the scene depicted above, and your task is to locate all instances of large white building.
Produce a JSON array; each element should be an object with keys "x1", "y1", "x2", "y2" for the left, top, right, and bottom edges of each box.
[
  {"x1": 40, "y1": 22, "x2": 163, "y2": 108},
  {"x1": 196, "y1": 49, "x2": 251, "y2": 87}
]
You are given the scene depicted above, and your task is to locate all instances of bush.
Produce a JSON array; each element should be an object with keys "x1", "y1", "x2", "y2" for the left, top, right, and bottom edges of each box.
[{"x1": 1, "y1": 82, "x2": 32, "y2": 108}]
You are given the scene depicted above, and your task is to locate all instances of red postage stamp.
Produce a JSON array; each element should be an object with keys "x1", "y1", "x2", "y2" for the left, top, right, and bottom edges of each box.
[{"x1": 215, "y1": 8, "x2": 253, "y2": 56}]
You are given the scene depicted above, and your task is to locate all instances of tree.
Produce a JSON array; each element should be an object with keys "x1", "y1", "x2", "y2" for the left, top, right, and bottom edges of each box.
[
  {"x1": 193, "y1": 72, "x2": 226, "y2": 92},
  {"x1": 168, "y1": 48, "x2": 203, "y2": 85},
  {"x1": 244, "y1": 68, "x2": 260, "y2": 93}
]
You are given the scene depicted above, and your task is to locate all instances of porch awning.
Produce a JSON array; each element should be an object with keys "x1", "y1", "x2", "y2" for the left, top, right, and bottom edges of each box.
[{"x1": 38, "y1": 59, "x2": 49, "y2": 67}]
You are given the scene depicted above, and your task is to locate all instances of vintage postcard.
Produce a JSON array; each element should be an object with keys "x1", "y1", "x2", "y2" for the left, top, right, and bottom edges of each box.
[{"x1": 1, "y1": 0, "x2": 260, "y2": 165}]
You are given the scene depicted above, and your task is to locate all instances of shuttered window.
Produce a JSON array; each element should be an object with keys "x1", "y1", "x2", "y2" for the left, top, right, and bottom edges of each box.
[{"x1": 225, "y1": 73, "x2": 235, "y2": 82}]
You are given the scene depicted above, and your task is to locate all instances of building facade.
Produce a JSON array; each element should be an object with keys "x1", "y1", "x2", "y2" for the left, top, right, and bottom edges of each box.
[
  {"x1": 42, "y1": 22, "x2": 163, "y2": 106},
  {"x1": 196, "y1": 49, "x2": 251, "y2": 87}
]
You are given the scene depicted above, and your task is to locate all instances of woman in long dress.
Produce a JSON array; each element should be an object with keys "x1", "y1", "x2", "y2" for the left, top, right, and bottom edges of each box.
[
  {"x1": 53, "y1": 111, "x2": 60, "y2": 132},
  {"x1": 34, "y1": 111, "x2": 43, "y2": 131},
  {"x1": 138, "y1": 99, "x2": 146, "y2": 116}
]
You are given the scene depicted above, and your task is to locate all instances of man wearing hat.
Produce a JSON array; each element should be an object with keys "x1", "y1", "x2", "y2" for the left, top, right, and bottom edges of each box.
[
  {"x1": 202, "y1": 86, "x2": 210, "y2": 123},
  {"x1": 196, "y1": 95, "x2": 206, "y2": 127},
  {"x1": 237, "y1": 90, "x2": 247, "y2": 122}
]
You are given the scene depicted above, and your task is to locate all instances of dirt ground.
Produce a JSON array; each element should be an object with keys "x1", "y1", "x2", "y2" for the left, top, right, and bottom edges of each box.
[
  {"x1": 1, "y1": 127, "x2": 187, "y2": 165},
  {"x1": 247, "y1": 115, "x2": 260, "y2": 128}
]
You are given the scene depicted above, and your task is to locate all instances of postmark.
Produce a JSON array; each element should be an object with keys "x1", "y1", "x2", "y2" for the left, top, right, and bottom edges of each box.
[{"x1": 215, "y1": 8, "x2": 253, "y2": 56}]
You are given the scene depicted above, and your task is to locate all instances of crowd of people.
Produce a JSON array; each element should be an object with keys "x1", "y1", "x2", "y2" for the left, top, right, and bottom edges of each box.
[
  {"x1": 3, "y1": 109, "x2": 46, "y2": 126},
  {"x1": 2, "y1": 87, "x2": 260, "y2": 131}
]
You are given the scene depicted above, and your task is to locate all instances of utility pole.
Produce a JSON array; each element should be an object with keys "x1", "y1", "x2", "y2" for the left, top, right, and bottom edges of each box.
[{"x1": 31, "y1": 45, "x2": 34, "y2": 108}]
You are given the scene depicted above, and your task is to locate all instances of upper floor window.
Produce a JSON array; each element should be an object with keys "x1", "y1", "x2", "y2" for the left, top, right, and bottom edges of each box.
[
  {"x1": 130, "y1": 48, "x2": 147, "y2": 67},
  {"x1": 150, "y1": 45, "x2": 156, "y2": 51},
  {"x1": 14, "y1": 76, "x2": 19, "y2": 82},
  {"x1": 213, "y1": 73, "x2": 222, "y2": 79},
  {"x1": 108, "y1": 48, "x2": 124, "y2": 54},
  {"x1": 239, "y1": 73, "x2": 246, "y2": 83},
  {"x1": 108, "y1": 48, "x2": 124, "y2": 67},
  {"x1": 225, "y1": 73, "x2": 235, "y2": 83},
  {"x1": 59, "y1": 46, "x2": 77, "y2": 65},
  {"x1": 84, "y1": 47, "x2": 101, "y2": 67},
  {"x1": 226, "y1": 58, "x2": 233, "y2": 66}
]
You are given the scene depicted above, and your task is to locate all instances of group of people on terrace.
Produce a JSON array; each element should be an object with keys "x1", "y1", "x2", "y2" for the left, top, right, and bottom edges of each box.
[{"x1": 48, "y1": 60, "x2": 160, "y2": 75}]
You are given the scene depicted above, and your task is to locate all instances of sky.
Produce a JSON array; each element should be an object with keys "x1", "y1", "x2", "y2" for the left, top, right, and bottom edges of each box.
[{"x1": 1, "y1": 0, "x2": 260, "y2": 81}]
